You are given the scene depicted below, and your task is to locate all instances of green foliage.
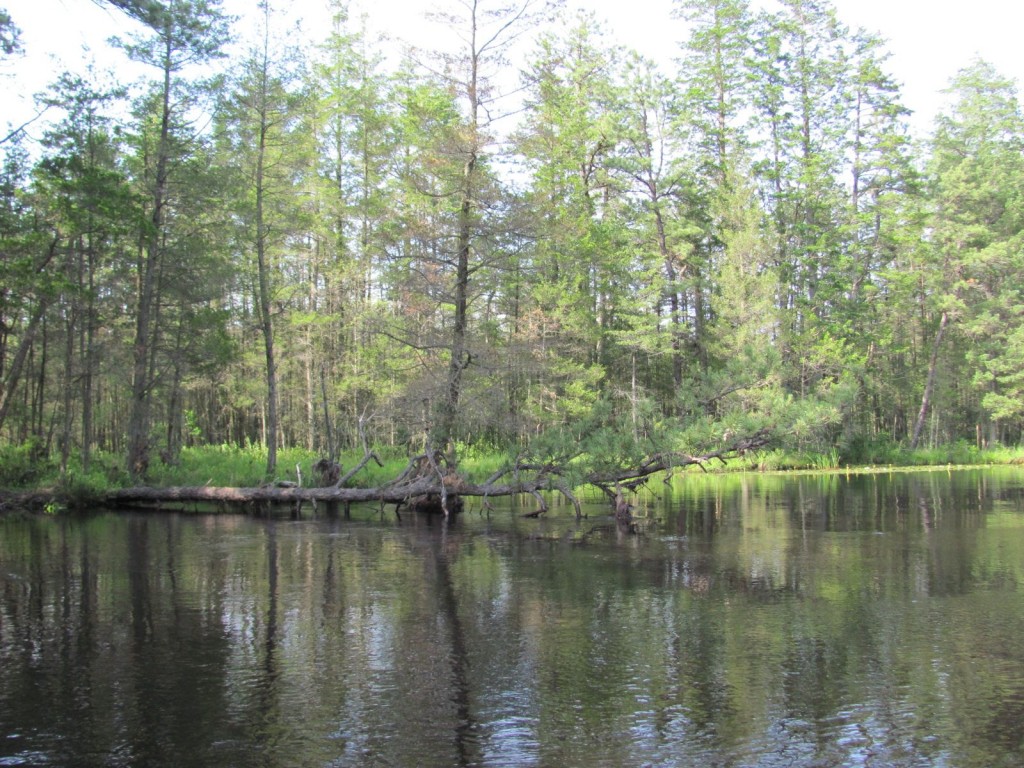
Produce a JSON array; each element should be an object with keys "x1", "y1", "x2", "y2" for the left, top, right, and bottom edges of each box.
[
  {"x1": 0, "y1": 441, "x2": 50, "y2": 488},
  {"x1": 918, "y1": 60, "x2": 1024, "y2": 441},
  {"x1": 0, "y1": 10, "x2": 21, "y2": 56},
  {"x1": 55, "y1": 469, "x2": 110, "y2": 510},
  {"x1": 450, "y1": 442, "x2": 513, "y2": 483},
  {"x1": 4, "y1": 0, "x2": 1024, "y2": 476},
  {"x1": 144, "y1": 444, "x2": 283, "y2": 487}
]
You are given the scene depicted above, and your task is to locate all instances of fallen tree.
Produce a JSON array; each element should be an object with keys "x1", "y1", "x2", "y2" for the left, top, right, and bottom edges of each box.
[{"x1": 101, "y1": 429, "x2": 772, "y2": 517}]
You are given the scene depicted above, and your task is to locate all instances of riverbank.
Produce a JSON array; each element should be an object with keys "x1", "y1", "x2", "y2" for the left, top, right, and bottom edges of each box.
[
  {"x1": 2, "y1": 441, "x2": 1023, "y2": 515},
  {"x1": 727, "y1": 442, "x2": 1024, "y2": 472}
]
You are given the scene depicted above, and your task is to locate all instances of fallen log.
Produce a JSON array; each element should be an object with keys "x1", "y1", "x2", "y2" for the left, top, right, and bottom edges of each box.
[
  {"x1": 104, "y1": 477, "x2": 442, "y2": 507},
  {"x1": 0, "y1": 490, "x2": 55, "y2": 514},
  {"x1": 100, "y1": 430, "x2": 772, "y2": 517},
  {"x1": 102, "y1": 474, "x2": 555, "y2": 509}
]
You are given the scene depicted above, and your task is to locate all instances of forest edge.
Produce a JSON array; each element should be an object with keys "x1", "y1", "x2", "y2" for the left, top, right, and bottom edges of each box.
[{"x1": 0, "y1": 430, "x2": 772, "y2": 519}]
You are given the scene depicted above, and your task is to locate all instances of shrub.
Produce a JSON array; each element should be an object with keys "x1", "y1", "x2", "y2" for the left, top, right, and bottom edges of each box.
[{"x1": 0, "y1": 441, "x2": 50, "y2": 488}]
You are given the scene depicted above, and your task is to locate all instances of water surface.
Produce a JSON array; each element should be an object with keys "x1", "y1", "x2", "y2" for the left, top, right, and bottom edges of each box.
[{"x1": 2, "y1": 468, "x2": 1024, "y2": 766}]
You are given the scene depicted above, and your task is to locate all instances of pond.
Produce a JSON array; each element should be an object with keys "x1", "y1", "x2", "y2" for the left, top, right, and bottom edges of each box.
[{"x1": 2, "y1": 468, "x2": 1024, "y2": 767}]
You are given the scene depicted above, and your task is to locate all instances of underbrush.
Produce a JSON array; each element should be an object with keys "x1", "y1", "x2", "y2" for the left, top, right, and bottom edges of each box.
[
  {"x1": 2, "y1": 439, "x2": 1022, "y2": 499},
  {"x1": 723, "y1": 441, "x2": 1024, "y2": 473},
  {"x1": 0, "y1": 442, "x2": 51, "y2": 487},
  {"x1": 144, "y1": 444, "x2": 516, "y2": 488},
  {"x1": 840, "y1": 439, "x2": 1024, "y2": 469}
]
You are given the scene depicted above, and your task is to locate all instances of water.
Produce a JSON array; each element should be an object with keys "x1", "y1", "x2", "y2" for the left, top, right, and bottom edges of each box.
[{"x1": 2, "y1": 468, "x2": 1024, "y2": 767}]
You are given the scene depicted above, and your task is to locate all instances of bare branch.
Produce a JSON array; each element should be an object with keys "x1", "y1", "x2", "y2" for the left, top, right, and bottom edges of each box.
[
  {"x1": 1, "y1": 107, "x2": 50, "y2": 144},
  {"x1": 96, "y1": 429, "x2": 772, "y2": 516}
]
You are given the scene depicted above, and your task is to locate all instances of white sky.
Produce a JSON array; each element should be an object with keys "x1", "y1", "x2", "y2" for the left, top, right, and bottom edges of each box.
[{"x1": 1, "y1": 0, "x2": 1022, "y2": 142}]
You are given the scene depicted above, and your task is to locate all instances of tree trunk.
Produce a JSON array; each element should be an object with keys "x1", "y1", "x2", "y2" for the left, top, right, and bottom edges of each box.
[
  {"x1": 653, "y1": 200, "x2": 684, "y2": 397},
  {"x1": 910, "y1": 310, "x2": 948, "y2": 450},
  {"x1": 256, "y1": 115, "x2": 279, "y2": 476},
  {"x1": 81, "y1": 235, "x2": 98, "y2": 472},
  {"x1": 126, "y1": 31, "x2": 173, "y2": 481},
  {"x1": 0, "y1": 298, "x2": 48, "y2": 437},
  {"x1": 434, "y1": 7, "x2": 481, "y2": 465},
  {"x1": 60, "y1": 262, "x2": 77, "y2": 474}
]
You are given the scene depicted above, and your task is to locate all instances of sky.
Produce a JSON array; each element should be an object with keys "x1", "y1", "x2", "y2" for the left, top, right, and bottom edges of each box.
[{"x1": 2, "y1": 0, "x2": 1023, "y2": 142}]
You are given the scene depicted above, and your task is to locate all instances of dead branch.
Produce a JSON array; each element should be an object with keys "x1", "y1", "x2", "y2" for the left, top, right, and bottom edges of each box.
[
  {"x1": 336, "y1": 451, "x2": 384, "y2": 487},
  {"x1": 95, "y1": 429, "x2": 772, "y2": 514}
]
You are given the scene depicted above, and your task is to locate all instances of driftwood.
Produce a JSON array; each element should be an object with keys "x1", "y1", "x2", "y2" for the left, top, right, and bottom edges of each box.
[{"x1": 100, "y1": 429, "x2": 772, "y2": 517}]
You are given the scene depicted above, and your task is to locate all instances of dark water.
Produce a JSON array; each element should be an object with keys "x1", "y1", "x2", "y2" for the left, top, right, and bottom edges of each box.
[{"x1": 2, "y1": 468, "x2": 1024, "y2": 767}]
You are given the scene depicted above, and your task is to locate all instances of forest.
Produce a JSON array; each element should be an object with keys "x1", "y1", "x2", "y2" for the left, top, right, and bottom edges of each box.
[{"x1": 1, "y1": 0, "x2": 1023, "y2": 493}]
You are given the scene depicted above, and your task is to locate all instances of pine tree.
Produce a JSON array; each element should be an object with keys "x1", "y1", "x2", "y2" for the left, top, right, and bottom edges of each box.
[
  {"x1": 117, "y1": 0, "x2": 231, "y2": 479},
  {"x1": 919, "y1": 60, "x2": 1024, "y2": 446}
]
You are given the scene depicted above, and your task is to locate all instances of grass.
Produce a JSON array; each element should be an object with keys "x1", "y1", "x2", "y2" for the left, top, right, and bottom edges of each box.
[
  {"x1": 2, "y1": 439, "x2": 1023, "y2": 501},
  {"x1": 841, "y1": 440, "x2": 1024, "y2": 469},
  {"x1": 138, "y1": 440, "x2": 1024, "y2": 486},
  {"x1": 86, "y1": 443, "x2": 515, "y2": 489},
  {"x1": 720, "y1": 441, "x2": 1024, "y2": 473}
]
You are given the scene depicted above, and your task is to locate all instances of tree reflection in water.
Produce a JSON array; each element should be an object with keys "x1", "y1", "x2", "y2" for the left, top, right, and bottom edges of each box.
[{"x1": 1, "y1": 468, "x2": 1023, "y2": 766}]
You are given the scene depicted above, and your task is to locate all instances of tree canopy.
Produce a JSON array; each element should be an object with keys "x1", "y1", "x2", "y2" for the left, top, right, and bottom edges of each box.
[{"x1": 1, "y1": 0, "x2": 1023, "y2": 490}]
